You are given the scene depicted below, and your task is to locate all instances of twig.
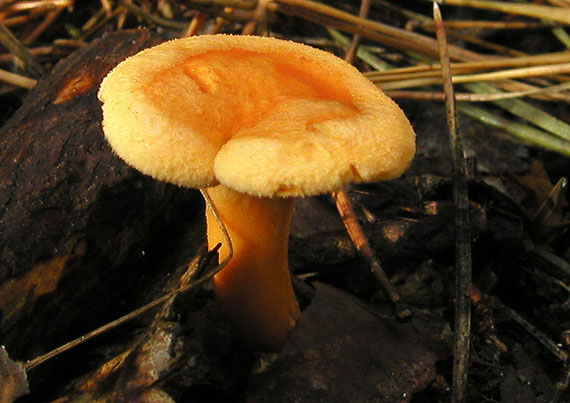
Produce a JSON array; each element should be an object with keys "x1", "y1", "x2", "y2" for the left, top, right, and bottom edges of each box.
[
  {"x1": 342, "y1": 0, "x2": 370, "y2": 66},
  {"x1": 433, "y1": 3, "x2": 472, "y2": 402},
  {"x1": 22, "y1": 246, "x2": 219, "y2": 371},
  {"x1": 331, "y1": 190, "x2": 402, "y2": 305},
  {"x1": 23, "y1": 190, "x2": 233, "y2": 372},
  {"x1": 328, "y1": 0, "x2": 402, "y2": 308}
]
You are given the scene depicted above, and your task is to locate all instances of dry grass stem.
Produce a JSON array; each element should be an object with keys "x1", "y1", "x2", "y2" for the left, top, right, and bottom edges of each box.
[
  {"x1": 0, "y1": 45, "x2": 51, "y2": 62},
  {"x1": 549, "y1": 0, "x2": 570, "y2": 8},
  {"x1": 443, "y1": 28, "x2": 526, "y2": 57},
  {"x1": 366, "y1": 52, "x2": 570, "y2": 80},
  {"x1": 117, "y1": 0, "x2": 188, "y2": 30},
  {"x1": 22, "y1": 6, "x2": 63, "y2": 44},
  {"x1": 371, "y1": 63, "x2": 570, "y2": 90},
  {"x1": 433, "y1": 4, "x2": 472, "y2": 402},
  {"x1": 0, "y1": 67, "x2": 36, "y2": 88},
  {"x1": 434, "y1": 0, "x2": 570, "y2": 25},
  {"x1": 386, "y1": 81, "x2": 570, "y2": 102},
  {"x1": 458, "y1": 103, "x2": 570, "y2": 155},
  {"x1": 80, "y1": 6, "x2": 106, "y2": 32},
  {"x1": 464, "y1": 81, "x2": 570, "y2": 142},
  {"x1": 1, "y1": 13, "x2": 42, "y2": 26},
  {"x1": 0, "y1": 0, "x2": 70, "y2": 13},
  {"x1": 0, "y1": 21, "x2": 43, "y2": 75},
  {"x1": 184, "y1": 11, "x2": 206, "y2": 37},
  {"x1": 270, "y1": 0, "x2": 485, "y2": 61},
  {"x1": 420, "y1": 20, "x2": 550, "y2": 30},
  {"x1": 99, "y1": 0, "x2": 112, "y2": 14},
  {"x1": 189, "y1": 0, "x2": 256, "y2": 10},
  {"x1": 242, "y1": 0, "x2": 269, "y2": 35},
  {"x1": 78, "y1": 7, "x2": 125, "y2": 41}
]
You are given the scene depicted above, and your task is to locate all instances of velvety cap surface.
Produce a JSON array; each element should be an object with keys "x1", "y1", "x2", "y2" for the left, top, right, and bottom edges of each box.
[{"x1": 98, "y1": 35, "x2": 416, "y2": 196}]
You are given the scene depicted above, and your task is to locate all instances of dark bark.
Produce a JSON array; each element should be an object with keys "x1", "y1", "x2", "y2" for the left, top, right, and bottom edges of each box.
[{"x1": 0, "y1": 29, "x2": 201, "y2": 367}]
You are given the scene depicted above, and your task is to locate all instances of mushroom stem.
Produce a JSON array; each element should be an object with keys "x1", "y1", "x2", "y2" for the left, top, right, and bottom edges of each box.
[{"x1": 205, "y1": 184, "x2": 300, "y2": 351}]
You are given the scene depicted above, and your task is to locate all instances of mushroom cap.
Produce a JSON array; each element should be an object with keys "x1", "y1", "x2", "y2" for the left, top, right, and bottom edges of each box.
[{"x1": 98, "y1": 35, "x2": 415, "y2": 197}]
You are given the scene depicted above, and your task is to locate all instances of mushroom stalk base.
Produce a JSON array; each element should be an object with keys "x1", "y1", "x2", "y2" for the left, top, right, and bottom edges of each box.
[{"x1": 205, "y1": 184, "x2": 300, "y2": 351}]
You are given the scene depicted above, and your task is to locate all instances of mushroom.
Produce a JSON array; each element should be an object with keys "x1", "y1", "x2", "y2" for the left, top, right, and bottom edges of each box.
[{"x1": 98, "y1": 35, "x2": 415, "y2": 351}]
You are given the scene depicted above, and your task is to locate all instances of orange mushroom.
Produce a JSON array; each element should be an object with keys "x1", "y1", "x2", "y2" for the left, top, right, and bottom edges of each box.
[{"x1": 98, "y1": 35, "x2": 415, "y2": 350}]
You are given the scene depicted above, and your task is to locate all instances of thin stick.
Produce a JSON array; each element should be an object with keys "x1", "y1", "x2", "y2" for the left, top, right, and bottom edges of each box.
[
  {"x1": 23, "y1": 191, "x2": 233, "y2": 371},
  {"x1": 331, "y1": 189, "x2": 401, "y2": 304},
  {"x1": 200, "y1": 188, "x2": 234, "y2": 265},
  {"x1": 329, "y1": 0, "x2": 401, "y2": 306},
  {"x1": 22, "y1": 251, "x2": 217, "y2": 371},
  {"x1": 342, "y1": 0, "x2": 369, "y2": 65},
  {"x1": 433, "y1": 3, "x2": 472, "y2": 402}
]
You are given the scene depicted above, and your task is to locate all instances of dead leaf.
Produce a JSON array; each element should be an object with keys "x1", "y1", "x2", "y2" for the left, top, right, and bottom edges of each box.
[{"x1": 247, "y1": 283, "x2": 447, "y2": 402}]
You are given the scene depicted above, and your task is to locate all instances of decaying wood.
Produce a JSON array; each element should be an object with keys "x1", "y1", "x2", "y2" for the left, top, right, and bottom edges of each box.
[{"x1": 0, "y1": 29, "x2": 201, "y2": 373}]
